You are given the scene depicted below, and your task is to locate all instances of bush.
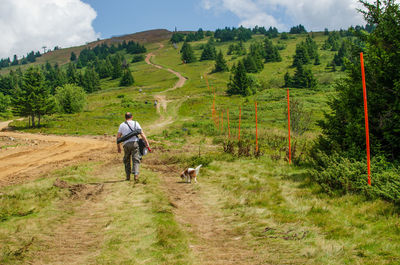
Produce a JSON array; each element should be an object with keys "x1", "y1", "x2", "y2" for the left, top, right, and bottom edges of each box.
[
  {"x1": 55, "y1": 84, "x2": 86, "y2": 114},
  {"x1": 310, "y1": 153, "x2": 400, "y2": 204},
  {"x1": 131, "y1": 54, "x2": 145, "y2": 63}
]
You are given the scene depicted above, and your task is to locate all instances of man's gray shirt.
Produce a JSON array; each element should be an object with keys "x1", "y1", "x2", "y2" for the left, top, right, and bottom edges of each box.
[{"x1": 118, "y1": 120, "x2": 142, "y2": 145}]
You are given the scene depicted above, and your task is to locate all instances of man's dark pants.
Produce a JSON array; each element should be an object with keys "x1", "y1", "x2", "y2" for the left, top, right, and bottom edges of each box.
[{"x1": 123, "y1": 141, "x2": 140, "y2": 179}]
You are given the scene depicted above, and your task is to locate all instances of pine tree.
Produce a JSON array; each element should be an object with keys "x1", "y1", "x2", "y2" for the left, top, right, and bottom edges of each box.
[
  {"x1": 264, "y1": 39, "x2": 282, "y2": 62},
  {"x1": 66, "y1": 63, "x2": 79, "y2": 84},
  {"x1": 11, "y1": 67, "x2": 55, "y2": 127},
  {"x1": 243, "y1": 55, "x2": 258, "y2": 73},
  {"x1": 292, "y1": 64, "x2": 317, "y2": 88},
  {"x1": 80, "y1": 67, "x2": 100, "y2": 93},
  {"x1": 120, "y1": 69, "x2": 134, "y2": 86},
  {"x1": 213, "y1": 50, "x2": 228, "y2": 73},
  {"x1": 0, "y1": 92, "x2": 10, "y2": 113},
  {"x1": 180, "y1": 41, "x2": 196, "y2": 63},
  {"x1": 200, "y1": 43, "x2": 217, "y2": 61},
  {"x1": 70, "y1": 52, "x2": 77, "y2": 61},
  {"x1": 227, "y1": 61, "x2": 254, "y2": 96},
  {"x1": 111, "y1": 54, "x2": 123, "y2": 79},
  {"x1": 292, "y1": 42, "x2": 310, "y2": 67},
  {"x1": 11, "y1": 55, "x2": 18, "y2": 66},
  {"x1": 314, "y1": 53, "x2": 321, "y2": 65}
]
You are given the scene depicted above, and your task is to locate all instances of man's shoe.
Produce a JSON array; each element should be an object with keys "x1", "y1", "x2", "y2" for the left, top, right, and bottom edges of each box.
[{"x1": 125, "y1": 176, "x2": 131, "y2": 181}]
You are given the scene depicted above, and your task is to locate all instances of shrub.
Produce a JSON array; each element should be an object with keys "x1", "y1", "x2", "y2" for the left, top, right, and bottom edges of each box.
[
  {"x1": 310, "y1": 153, "x2": 400, "y2": 204},
  {"x1": 54, "y1": 84, "x2": 86, "y2": 115},
  {"x1": 131, "y1": 54, "x2": 145, "y2": 63}
]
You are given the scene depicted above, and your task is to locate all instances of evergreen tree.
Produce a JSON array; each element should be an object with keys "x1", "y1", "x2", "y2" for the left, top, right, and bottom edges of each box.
[
  {"x1": 66, "y1": 63, "x2": 79, "y2": 84},
  {"x1": 243, "y1": 55, "x2": 258, "y2": 73},
  {"x1": 70, "y1": 52, "x2": 77, "y2": 61},
  {"x1": 111, "y1": 54, "x2": 123, "y2": 79},
  {"x1": 292, "y1": 42, "x2": 310, "y2": 67},
  {"x1": 284, "y1": 72, "x2": 292, "y2": 87},
  {"x1": 200, "y1": 43, "x2": 217, "y2": 61},
  {"x1": 80, "y1": 67, "x2": 100, "y2": 93},
  {"x1": 314, "y1": 53, "x2": 321, "y2": 65},
  {"x1": 11, "y1": 67, "x2": 55, "y2": 127},
  {"x1": 264, "y1": 39, "x2": 282, "y2": 62},
  {"x1": 120, "y1": 69, "x2": 134, "y2": 86},
  {"x1": 170, "y1": 33, "x2": 185, "y2": 43},
  {"x1": 289, "y1": 24, "x2": 307, "y2": 34},
  {"x1": 285, "y1": 64, "x2": 317, "y2": 88},
  {"x1": 11, "y1": 55, "x2": 18, "y2": 66},
  {"x1": 227, "y1": 61, "x2": 254, "y2": 96},
  {"x1": 213, "y1": 50, "x2": 228, "y2": 73},
  {"x1": 0, "y1": 92, "x2": 10, "y2": 113},
  {"x1": 180, "y1": 41, "x2": 196, "y2": 63}
]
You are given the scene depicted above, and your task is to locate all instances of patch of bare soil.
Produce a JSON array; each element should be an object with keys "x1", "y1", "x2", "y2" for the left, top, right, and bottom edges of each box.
[
  {"x1": 53, "y1": 178, "x2": 104, "y2": 200},
  {"x1": 0, "y1": 128, "x2": 113, "y2": 187}
]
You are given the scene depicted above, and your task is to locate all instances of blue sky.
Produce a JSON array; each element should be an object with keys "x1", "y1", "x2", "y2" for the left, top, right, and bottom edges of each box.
[{"x1": 81, "y1": 0, "x2": 239, "y2": 39}]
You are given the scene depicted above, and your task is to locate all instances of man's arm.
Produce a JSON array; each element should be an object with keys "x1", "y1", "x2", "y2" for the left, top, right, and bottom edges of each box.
[
  {"x1": 117, "y1": 132, "x2": 122, "y2": 153},
  {"x1": 140, "y1": 132, "x2": 151, "y2": 151}
]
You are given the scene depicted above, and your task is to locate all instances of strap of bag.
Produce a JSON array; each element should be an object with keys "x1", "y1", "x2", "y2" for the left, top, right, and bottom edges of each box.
[{"x1": 125, "y1": 121, "x2": 137, "y2": 133}]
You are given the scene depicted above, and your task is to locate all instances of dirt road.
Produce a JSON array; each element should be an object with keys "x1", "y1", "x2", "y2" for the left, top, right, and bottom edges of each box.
[
  {"x1": 145, "y1": 43, "x2": 187, "y2": 133},
  {"x1": 0, "y1": 120, "x2": 111, "y2": 187}
]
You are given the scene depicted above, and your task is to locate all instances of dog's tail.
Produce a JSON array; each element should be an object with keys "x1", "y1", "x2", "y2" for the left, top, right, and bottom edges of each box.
[{"x1": 195, "y1": 164, "x2": 202, "y2": 175}]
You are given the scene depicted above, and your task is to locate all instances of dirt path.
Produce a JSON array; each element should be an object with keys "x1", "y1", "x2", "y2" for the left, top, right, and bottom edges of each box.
[
  {"x1": 0, "y1": 120, "x2": 111, "y2": 187},
  {"x1": 144, "y1": 160, "x2": 258, "y2": 265},
  {"x1": 145, "y1": 43, "x2": 187, "y2": 134},
  {"x1": 145, "y1": 43, "x2": 187, "y2": 94},
  {"x1": 143, "y1": 44, "x2": 259, "y2": 263}
]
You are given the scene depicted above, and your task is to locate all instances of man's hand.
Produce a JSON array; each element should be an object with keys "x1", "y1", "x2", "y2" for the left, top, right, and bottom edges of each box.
[
  {"x1": 147, "y1": 146, "x2": 152, "y2": 153},
  {"x1": 117, "y1": 145, "x2": 122, "y2": 153}
]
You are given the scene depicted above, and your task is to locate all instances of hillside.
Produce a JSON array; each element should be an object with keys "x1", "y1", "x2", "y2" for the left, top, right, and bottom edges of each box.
[
  {"x1": 1, "y1": 26, "x2": 400, "y2": 265},
  {"x1": 0, "y1": 29, "x2": 173, "y2": 75}
]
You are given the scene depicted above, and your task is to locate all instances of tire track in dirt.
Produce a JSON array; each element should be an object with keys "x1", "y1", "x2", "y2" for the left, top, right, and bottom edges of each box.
[{"x1": 0, "y1": 120, "x2": 112, "y2": 187}]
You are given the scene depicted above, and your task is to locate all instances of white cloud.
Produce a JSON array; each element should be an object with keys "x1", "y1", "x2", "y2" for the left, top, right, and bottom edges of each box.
[
  {"x1": 0, "y1": 0, "x2": 99, "y2": 59},
  {"x1": 201, "y1": 0, "x2": 365, "y2": 31}
]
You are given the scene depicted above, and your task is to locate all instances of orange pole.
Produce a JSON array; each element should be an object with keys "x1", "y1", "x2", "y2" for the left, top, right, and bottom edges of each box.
[
  {"x1": 205, "y1": 74, "x2": 210, "y2": 90},
  {"x1": 255, "y1": 102, "x2": 258, "y2": 153},
  {"x1": 238, "y1": 106, "x2": 241, "y2": 141},
  {"x1": 221, "y1": 111, "x2": 224, "y2": 134},
  {"x1": 360, "y1": 52, "x2": 371, "y2": 186},
  {"x1": 287, "y1": 88, "x2": 291, "y2": 164},
  {"x1": 227, "y1": 109, "x2": 231, "y2": 139}
]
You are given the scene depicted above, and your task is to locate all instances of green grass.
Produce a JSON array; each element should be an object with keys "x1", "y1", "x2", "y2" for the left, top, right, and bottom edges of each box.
[{"x1": 0, "y1": 162, "x2": 191, "y2": 264}]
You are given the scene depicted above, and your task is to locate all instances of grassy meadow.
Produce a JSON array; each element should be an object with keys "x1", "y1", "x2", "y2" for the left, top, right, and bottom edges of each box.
[{"x1": 1, "y1": 32, "x2": 400, "y2": 264}]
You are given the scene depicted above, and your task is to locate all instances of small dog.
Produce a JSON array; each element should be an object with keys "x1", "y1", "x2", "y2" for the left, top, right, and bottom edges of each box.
[{"x1": 180, "y1": 165, "x2": 202, "y2": 183}]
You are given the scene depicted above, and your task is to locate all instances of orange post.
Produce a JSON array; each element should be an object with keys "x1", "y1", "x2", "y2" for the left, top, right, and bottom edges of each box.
[
  {"x1": 205, "y1": 74, "x2": 210, "y2": 90},
  {"x1": 227, "y1": 109, "x2": 231, "y2": 139},
  {"x1": 221, "y1": 111, "x2": 224, "y2": 134},
  {"x1": 255, "y1": 102, "x2": 258, "y2": 153},
  {"x1": 238, "y1": 106, "x2": 241, "y2": 141},
  {"x1": 360, "y1": 52, "x2": 371, "y2": 186},
  {"x1": 287, "y1": 88, "x2": 291, "y2": 164}
]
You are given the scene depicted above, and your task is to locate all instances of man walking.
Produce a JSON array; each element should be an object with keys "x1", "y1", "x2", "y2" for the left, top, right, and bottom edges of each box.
[{"x1": 117, "y1": 112, "x2": 151, "y2": 182}]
